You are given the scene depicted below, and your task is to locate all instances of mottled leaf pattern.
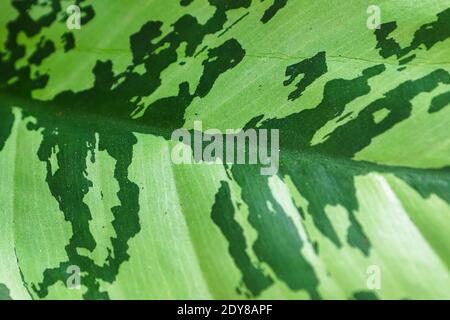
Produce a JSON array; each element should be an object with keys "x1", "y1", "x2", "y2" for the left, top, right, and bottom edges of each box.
[{"x1": 0, "y1": 0, "x2": 449, "y2": 299}]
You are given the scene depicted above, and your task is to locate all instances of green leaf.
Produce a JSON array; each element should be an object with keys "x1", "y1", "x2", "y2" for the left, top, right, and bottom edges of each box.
[{"x1": 0, "y1": 0, "x2": 449, "y2": 300}]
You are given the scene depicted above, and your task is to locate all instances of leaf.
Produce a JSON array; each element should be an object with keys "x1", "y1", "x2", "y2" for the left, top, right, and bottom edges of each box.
[{"x1": 0, "y1": 0, "x2": 449, "y2": 300}]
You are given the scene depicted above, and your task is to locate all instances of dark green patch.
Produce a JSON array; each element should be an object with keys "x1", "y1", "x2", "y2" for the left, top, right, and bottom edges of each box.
[
  {"x1": 0, "y1": 284, "x2": 12, "y2": 300},
  {"x1": 255, "y1": 64, "x2": 385, "y2": 254},
  {"x1": 284, "y1": 51, "x2": 327, "y2": 101},
  {"x1": 61, "y1": 32, "x2": 75, "y2": 52},
  {"x1": 28, "y1": 37, "x2": 55, "y2": 66},
  {"x1": 195, "y1": 39, "x2": 246, "y2": 97},
  {"x1": 180, "y1": 0, "x2": 195, "y2": 6},
  {"x1": 211, "y1": 181, "x2": 273, "y2": 297},
  {"x1": 352, "y1": 290, "x2": 379, "y2": 300},
  {"x1": 429, "y1": 90, "x2": 450, "y2": 113},
  {"x1": 261, "y1": 0, "x2": 288, "y2": 24},
  {"x1": 0, "y1": 107, "x2": 14, "y2": 152},
  {"x1": 375, "y1": 8, "x2": 450, "y2": 64},
  {"x1": 316, "y1": 69, "x2": 450, "y2": 157},
  {"x1": 231, "y1": 165, "x2": 321, "y2": 299}
]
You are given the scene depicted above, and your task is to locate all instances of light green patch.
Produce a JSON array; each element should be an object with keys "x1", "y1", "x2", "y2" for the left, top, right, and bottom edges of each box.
[
  {"x1": 83, "y1": 134, "x2": 119, "y2": 266},
  {"x1": 12, "y1": 112, "x2": 73, "y2": 298}
]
